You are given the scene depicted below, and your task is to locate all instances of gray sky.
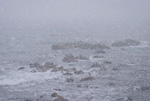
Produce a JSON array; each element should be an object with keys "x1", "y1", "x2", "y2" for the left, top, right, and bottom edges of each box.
[{"x1": 0, "y1": 0, "x2": 150, "y2": 30}]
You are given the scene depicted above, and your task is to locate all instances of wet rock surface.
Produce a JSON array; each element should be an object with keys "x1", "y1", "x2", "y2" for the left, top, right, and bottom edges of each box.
[
  {"x1": 111, "y1": 39, "x2": 140, "y2": 47},
  {"x1": 52, "y1": 41, "x2": 110, "y2": 50}
]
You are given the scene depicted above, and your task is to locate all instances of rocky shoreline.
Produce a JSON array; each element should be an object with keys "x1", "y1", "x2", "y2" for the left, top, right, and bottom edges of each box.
[{"x1": 0, "y1": 39, "x2": 150, "y2": 101}]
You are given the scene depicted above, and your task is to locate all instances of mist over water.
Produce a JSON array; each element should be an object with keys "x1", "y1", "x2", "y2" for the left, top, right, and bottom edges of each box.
[
  {"x1": 0, "y1": 0, "x2": 150, "y2": 36},
  {"x1": 0, "y1": 0, "x2": 150, "y2": 70},
  {"x1": 0, "y1": 1, "x2": 150, "y2": 101}
]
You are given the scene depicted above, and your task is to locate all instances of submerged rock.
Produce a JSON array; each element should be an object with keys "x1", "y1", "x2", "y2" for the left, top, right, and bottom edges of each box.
[
  {"x1": 43, "y1": 62, "x2": 57, "y2": 69},
  {"x1": 18, "y1": 67, "x2": 25, "y2": 70},
  {"x1": 80, "y1": 76, "x2": 94, "y2": 81},
  {"x1": 29, "y1": 62, "x2": 41, "y2": 68},
  {"x1": 66, "y1": 78, "x2": 74, "y2": 82},
  {"x1": 52, "y1": 41, "x2": 110, "y2": 50},
  {"x1": 24, "y1": 99, "x2": 32, "y2": 101},
  {"x1": 111, "y1": 39, "x2": 140, "y2": 47},
  {"x1": 103, "y1": 60, "x2": 112, "y2": 64},
  {"x1": 91, "y1": 63, "x2": 102, "y2": 67},
  {"x1": 74, "y1": 70, "x2": 84, "y2": 75},
  {"x1": 53, "y1": 96, "x2": 69, "y2": 101},
  {"x1": 93, "y1": 50, "x2": 106, "y2": 54},
  {"x1": 38, "y1": 62, "x2": 57, "y2": 72},
  {"x1": 93, "y1": 55, "x2": 104, "y2": 59},
  {"x1": 62, "y1": 54, "x2": 77, "y2": 63},
  {"x1": 29, "y1": 62, "x2": 57, "y2": 72},
  {"x1": 75, "y1": 55, "x2": 88, "y2": 60},
  {"x1": 51, "y1": 93, "x2": 58, "y2": 97}
]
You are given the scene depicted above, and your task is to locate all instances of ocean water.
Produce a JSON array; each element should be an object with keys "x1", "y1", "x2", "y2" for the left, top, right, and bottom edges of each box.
[{"x1": 0, "y1": 29, "x2": 150, "y2": 101}]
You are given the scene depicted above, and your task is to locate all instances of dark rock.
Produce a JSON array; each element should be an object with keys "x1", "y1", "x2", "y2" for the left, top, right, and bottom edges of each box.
[
  {"x1": 93, "y1": 55, "x2": 104, "y2": 58},
  {"x1": 43, "y1": 62, "x2": 56, "y2": 69},
  {"x1": 74, "y1": 70, "x2": 84, "y2": 74},
  {"x1": 111, "y1": 39, "x2": 140, "y2": 47},
  {"x1": 63, "y1": 72, "x2": 73, "y2": 75},
  {"x1": 75, "y1": 55, "x2": 88, "y2": 60},
  {"x1": 18, "y1": 67, "x2": 25, "y2": 70},
  {"x1": 31, "y1": 69, "x2": 36, "y2": 73},
  {"x1": 77, "y1": 85, "x2": 81, "y2": 88},
  {"x1": 80, "y1": 76, "x2": 94, "y2": 81},
  {"x1": 53, "y1": 96, "x2": 69, "y2": 101},
  {"x1": 62, "y1": 54, "x2": 77, "y2": 63},
  {"x1": 29, "y1": 62, "x2": 41, "y2": 68},
  {"x1": 109, "y1": 82, "x2": 115, "y2": 86},
  {"x1": 38, "y1": 62, "x2": 57, "y2": 72},
  {"x1": 24, "y1": 99, "x2": 32, "y2": 101},
  {"x1": 40, "y1": 95, "x2": 44, "y2": 98},
  {"x1": 53, "y1": 88, "x2": 62, "y2": 91},
  {"x1": 103, "y1": 61, "x2": 112, "y2": 64},
  {"x1": 140, "y1": 86, "x2": 150, "y2": 91},
  {"x1": 91, "y1": 63, "x2": 102, "y2": 67},
  {"x1": 52, "y1": 41, "x2": 110, "y2": 50},
  {"x1": 51, "y1": 68, "x2": 59, "y2": 72},
  {"x1": 94, "y1": 50, "x2": 106, "y2": 54},
  {"x1": 66, "y1": 78, "x2": 74, "y2": 82},
  {"x1": 51, "y1": 93, "x2": 58, "y2": 97},
  {"x1": 52, "y1": 93, "x2": 69, "y2": 101},
  {"x1": 57, "y1": 66, "x2": 64, "y2": 71},
  {"x1": 112, "y1": 67, "x2": 119, "y2": 71}
]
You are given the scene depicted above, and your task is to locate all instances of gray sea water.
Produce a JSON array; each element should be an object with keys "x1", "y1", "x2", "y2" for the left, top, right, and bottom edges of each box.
[{"x1": 0, "y1": 29, "x2": 150, "y2": 101}]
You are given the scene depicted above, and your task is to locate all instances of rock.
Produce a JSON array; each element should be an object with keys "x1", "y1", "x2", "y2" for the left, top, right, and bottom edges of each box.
[
  {"x1": 140, "y1": 86, "x2": 150, "y2": 91},
  {"x1": 51, "y1": 93, "x2": 58, "y2": 97},
  {"x1": 67, "y1": 67, "x2": 76, "y2": 72},
  {"x1": 52, "y1": 41, "x2": 110, "y2": 50},
  {"x1": 52, "y1": 43, "x2": 75, "y2": 50},
  {"x1": 74, "y1": 70, "x2": 84, "y2": 74},
  {"x1": 94, "y1": 50, "x2": 106, "y2": 54},
  {"x1": 57, "y1": 66, "x2": 64, "y2": 71},
  {"x1": 75, "y1": 55, "x2": 88, "y2": 60},
  {"x1": 38, "y1": 62, "x2": 57, "y2": 72},
  {"x1": 63, "y1": 72, "x2": 72, "y2": 75},
  {"x1": 43, "y1": 62, "x2": 56, "y2": 69},
  {"x1": 111, "y1": 39, "x2": 140, "y2": 47},
  {"x1": 29, "y1": 62, "x2": 41, "y2": 68},
  {"x1": 51, "y1": 93, "x2": 69, "y2": 101},
  {"x1": 109, "y1": 82, "x2": 115, "y2": 86},
  {"x1": 18, "y1": 67, "x2": 25, "y2": 70},
  {"x1": 31, "y1": 69, "x2": 36, "y2": 73},
  {"x1": 53, "y1": 96, "x2": 69, "y2": 101},
  {"x1": 40, "y1": 95, "x2": 44, "y2": 98},
  {"x1": 93, "y1": 55, "x2": 104, "y2": 58},
  {"x1": 112, "y1": 67, "x2": 119, "y2": 71},
  {"x1": 24, "y1": 99, "x2": 32, "y2": 101},
  {"x1": 103, "y1": 60, "x2": 112, "y2": 64},
  {"x1": 80, "y1": 76, "x2": 94, "y2": 81},
  {"x1": 53, "y1": 88, "x2": 62, "y2": 91},
  {"x1": 77, "y1": 85, "x2": 81, "y2": 88},
  {"x1": 91, "y1": 63, "x2": 102, "y2": 67},
  {"x1": 66, "y1": 78, "x2": 74, "y2": 82},
  {"x1": 62, "y1": 54, "x2": 77, "y2": 63},
  {"x1": 51, "y1": 68, "x2": 59, "y2": 72}
]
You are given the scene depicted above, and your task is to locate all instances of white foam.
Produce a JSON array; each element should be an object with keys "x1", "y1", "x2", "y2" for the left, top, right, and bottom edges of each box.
[{"x1": 0, "y1": 70, "x2": 62, "y2": 85}]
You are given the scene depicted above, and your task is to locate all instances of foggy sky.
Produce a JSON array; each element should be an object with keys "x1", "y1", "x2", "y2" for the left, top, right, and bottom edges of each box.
[{"x1": 0, "y1": 0, "x2": 150, "y2": 30}]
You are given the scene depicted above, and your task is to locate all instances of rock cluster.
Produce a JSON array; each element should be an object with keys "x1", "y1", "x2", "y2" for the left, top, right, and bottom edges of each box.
[
  {"x1": 30, "y1": 62, "x2": 57, "y2": 72},
  {"x1": 51, "y1": 93, "x2": 69, "y2": 101},
  {"x1": 111, "y1": 39, "x2": 140, "y2": 47},
  {"x1": 80, "y1": 76, "x2": 94, "y2": 81},
  {"x1": 62, "y1": 54, "x2": 88, "y2": 63},
  {"x1": 52, "y1": 41, "x2": 110, "y2": 50}
]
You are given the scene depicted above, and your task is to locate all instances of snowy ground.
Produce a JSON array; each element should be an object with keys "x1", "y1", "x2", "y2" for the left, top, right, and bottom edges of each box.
[{"x1": 0, "y1": 30, "x2": 150, "y2": 101}]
